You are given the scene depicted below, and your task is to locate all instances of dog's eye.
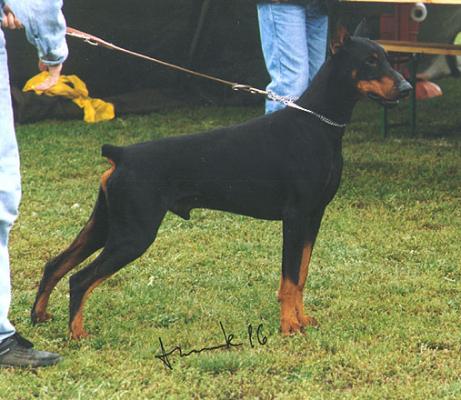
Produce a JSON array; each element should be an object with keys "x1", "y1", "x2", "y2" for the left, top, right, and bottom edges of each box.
[{"x1": 365, "y1": 57, "x2": 378, "y2": 67}]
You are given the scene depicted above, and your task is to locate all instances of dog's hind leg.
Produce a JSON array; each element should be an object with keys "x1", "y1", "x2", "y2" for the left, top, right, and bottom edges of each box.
[
  {"x1": 278, "y1": 207, "x2": 324, "y2": 336},
  {"x1": 31, "y1": 190, "x2": 109, "y2": 324},
  {"x1": 68, "y1": 200, "x2": 167, "y2": 339}
]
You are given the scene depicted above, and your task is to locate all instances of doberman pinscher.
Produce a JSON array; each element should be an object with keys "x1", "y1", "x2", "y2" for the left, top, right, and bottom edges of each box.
[{"x1": 31, "y1": 33, "x2": 411, "y2": 339}]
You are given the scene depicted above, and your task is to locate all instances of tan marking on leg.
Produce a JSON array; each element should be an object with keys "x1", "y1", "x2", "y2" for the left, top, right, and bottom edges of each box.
[
  {"x1": 279, "y1": 243, "x2": 318, "y2": 335},
  {"x1": 33, "y1": 296, "x2": 52, "y2": 323},
  {"x1": 70, "y1": 277, "x2": 106, "y2": 339},
  {"x1": 33, "y1": 219, "x2": 97, "y2": 322},
  {"x1": 279, "y1": 278, "x2": 301, "y2": 336},
  {"x1": 101, "y1": 159, "x2": 116, "y2": 193},
  {"x1": 295, "y1": 243, "x2": 318, "y2": 328},
  {"x1": 298, "y1": 243, "x2": 312, "y2": 288}
]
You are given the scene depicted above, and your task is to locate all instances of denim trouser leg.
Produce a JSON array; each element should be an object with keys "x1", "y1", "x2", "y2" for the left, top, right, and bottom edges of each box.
[
  {"x1": 305, "y1": 7, "x2": 328, "y2": 85},
  {"x1": 257, "y1": 3, "x2": 328, "y2": 114},
  {"x1": 0, "y1": 29, "x2": 21, "y2": 342}
]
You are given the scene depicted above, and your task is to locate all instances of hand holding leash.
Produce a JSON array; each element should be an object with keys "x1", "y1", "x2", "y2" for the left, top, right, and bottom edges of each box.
[
  {"x1": 1, "y1": 6, "x2": 22, "y2": 30},
  {"x1": 2, "y1": 6, "x2": 62, "y2": 91}
]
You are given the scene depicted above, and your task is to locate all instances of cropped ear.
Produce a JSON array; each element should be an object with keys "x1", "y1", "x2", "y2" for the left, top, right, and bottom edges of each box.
[
  {"x1": 330, "y1": 25, "x2": 351, "y2": 54},
  {"x1": 353, "y1": 17, "x2": 371, "y2": 38}
]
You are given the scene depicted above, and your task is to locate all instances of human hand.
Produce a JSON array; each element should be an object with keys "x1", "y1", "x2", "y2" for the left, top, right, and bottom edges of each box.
[
  {"x1": 1, "y1": 5, "x2": 22, "y2": 29},
  {"x1": 35, "y1": 61, "x2": 62, "y2": 91}
]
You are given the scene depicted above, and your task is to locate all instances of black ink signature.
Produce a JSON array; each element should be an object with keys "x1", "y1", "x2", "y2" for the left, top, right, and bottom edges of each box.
[
  {"x1": 247, "y1": 322, "x2": 268, "y2": 348},
  {"x1": 155, "y1": 321, "x2": 267, "y2": 370}
]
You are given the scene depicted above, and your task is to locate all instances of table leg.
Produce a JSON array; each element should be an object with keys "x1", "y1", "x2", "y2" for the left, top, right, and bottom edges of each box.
[
  {"x1": 409, "y1": 54, "x2": 418, "y2": 136},
  {"x1": 382, "y1": 105, "x2": 389, "y2": 138}
]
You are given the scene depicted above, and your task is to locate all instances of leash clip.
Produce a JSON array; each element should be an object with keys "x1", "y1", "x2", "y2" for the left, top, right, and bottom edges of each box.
[
  {"x1": 232, "y1": 84, "x2": 266, "y2": 96},
  {"x1": 84, "y1": 39, "x2": 99, "y2": 47}
]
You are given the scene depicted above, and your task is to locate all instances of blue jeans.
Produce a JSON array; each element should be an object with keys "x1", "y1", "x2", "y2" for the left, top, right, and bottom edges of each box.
[
  {"x1": 0, "y1": 28, "x2": 21, "y2": 342},
  {"x1": 257, "y1": 3, "x2": 328, "y2": 114}
]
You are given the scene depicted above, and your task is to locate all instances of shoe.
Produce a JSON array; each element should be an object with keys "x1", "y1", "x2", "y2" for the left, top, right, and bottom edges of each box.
[{"x1": 0, "y1": 333, "x2": 62, "y2": 368}]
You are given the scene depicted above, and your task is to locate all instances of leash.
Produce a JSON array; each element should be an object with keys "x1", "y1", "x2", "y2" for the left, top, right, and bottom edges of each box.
[{"x1": 66, "y1": 27, "x2": 346, "y2": 128}]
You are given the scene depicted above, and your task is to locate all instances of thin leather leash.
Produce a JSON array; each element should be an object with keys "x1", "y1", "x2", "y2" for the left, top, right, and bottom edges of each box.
[{"x1": 66, "y1": 27, "x2": 346, "y2": 128}]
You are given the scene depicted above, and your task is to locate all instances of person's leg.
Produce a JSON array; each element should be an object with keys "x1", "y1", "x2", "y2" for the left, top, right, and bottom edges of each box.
[
  {"x1": 0, "y1": 29, "x2": 62, "y2": 368},
  {"x1": 257, "y1": 3, "x2": 309, "y2": 114},
  {"x1": 305, "y1": 3, "x2": 329, "y2": 85},
  {"x1": 0, "y1": 29, "x2": 21, "y2": 344}
]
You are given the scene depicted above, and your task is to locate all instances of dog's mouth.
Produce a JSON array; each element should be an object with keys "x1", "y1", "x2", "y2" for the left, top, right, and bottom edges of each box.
[
  {"x1": 362, "y1": 78, "x2": 412, "y2": 107},
  {"x1": 367, "y1": 88, "x2": 412, "y2": 107},
  {"x1": 367, "y1": 92, "x2": 401, "y2": 107},
  {"x1": 367, "y1": 79, "x2": 412, "y2": 107}
]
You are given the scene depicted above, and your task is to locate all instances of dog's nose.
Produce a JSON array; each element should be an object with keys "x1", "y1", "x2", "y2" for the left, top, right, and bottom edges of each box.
[{"x1": 397, "y1": 80, "x2": 412, "y2": 98}]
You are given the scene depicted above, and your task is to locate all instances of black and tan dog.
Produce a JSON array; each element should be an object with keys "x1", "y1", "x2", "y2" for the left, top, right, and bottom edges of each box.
[{"x1": 31, "y1": 33, "x2": 411, "y2": 339}]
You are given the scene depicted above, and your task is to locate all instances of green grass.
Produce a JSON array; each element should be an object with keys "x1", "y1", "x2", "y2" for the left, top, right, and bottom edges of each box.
[{"x1": 1, "y1": 78, "x2": 460, "y2": 399}]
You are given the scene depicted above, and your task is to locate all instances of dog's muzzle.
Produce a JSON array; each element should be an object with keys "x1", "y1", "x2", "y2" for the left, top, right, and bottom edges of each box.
[
  {"x1": 397, "y1": 80, "x2": 412, "y2": 99},
  {"x1": 367, "y1": 78, "x2": 412, "y2": 106}
]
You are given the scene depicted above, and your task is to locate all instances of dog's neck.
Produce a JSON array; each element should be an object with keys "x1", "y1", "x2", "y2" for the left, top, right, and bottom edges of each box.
[{"x1": 296, "y1": 56, "x2": 358, "y2": 127}]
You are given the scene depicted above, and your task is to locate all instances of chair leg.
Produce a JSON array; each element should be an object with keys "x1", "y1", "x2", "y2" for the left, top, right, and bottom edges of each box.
[
  {"x1": 409, "y1": 54, "x2": 418, "y2": 136},
  {"x1": 382, "y1": 105, "x2": 389, "y2": 138}
]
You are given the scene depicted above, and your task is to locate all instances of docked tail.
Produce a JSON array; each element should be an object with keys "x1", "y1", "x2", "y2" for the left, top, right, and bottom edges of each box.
[
  {"x1": 101, "y1": 144, "x2": 122, "y2": 193},
  {"x1": 101, "y1": 144, "x2": 123, "y2": 164}
]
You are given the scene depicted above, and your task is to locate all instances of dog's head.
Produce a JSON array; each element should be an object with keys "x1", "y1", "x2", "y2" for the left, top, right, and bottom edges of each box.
[{"x1": 331, "y1": 29, "x2": 412, "y2": 106}]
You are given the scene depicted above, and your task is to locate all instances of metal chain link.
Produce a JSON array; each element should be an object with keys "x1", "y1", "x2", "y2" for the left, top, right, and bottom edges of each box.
[{"x1": 266, "y1": 91, "x2": 347, "y2": 128}]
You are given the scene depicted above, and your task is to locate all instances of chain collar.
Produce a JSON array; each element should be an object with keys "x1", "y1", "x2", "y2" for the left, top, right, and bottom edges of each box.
[{"x1": 267, "y1": 91, "x2": 347, "y2": 129}]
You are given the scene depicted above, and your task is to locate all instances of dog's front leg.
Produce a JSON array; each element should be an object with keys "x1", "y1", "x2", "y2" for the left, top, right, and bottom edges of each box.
[{"x1": 278, "y1": 208, "x2": 324, "y2": 335}]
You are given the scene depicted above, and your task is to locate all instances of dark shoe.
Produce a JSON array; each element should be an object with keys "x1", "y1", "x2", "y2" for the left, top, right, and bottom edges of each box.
[{"x1": 0, "y1": 333, "x2": 62, "y2": 368}]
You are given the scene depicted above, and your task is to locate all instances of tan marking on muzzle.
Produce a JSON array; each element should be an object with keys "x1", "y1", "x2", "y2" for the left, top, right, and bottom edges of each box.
[{"x1": 357, "y1": 76, "x2": 396, "y2": 99}]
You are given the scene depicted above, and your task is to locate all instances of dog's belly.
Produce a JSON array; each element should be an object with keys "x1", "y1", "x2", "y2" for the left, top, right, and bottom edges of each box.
[
  {"x1": 169, "y1": 179, "x2": 287, "y2": 221},
  {"x1": 168, "y1": 174, "x2": 335, "y2": 221}
]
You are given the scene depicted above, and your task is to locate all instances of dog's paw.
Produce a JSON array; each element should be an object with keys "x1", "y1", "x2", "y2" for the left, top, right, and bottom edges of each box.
[
  {"x1": 280, "y1": 316, "x2": 304, "y2": 336},
  {"x1": 298, "y1": 314, "x2": 319, "y2": 329},
  {"x1": 31, "y1": 310, "x2": 52, "y2": 325},
  {"x1": 70, "y1": 329, "x2": 89, "y2": 340},
  {"x1": 280, "y1": 314, "x2": 319, "y2": 336},
  {"x1": 70, "y1": 319, "x2": 90, "y2": 340}
]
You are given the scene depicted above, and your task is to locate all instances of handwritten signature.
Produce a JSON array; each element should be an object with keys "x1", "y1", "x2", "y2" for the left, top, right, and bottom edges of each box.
[{"x1": 155, "y1": 321, "x2": 267, "y2": 370}]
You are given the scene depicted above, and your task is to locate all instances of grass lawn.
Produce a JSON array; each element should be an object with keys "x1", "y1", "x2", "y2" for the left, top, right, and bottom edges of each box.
[{"x1": 1, "y1": 78, "x2": 460, "y2": 399}]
